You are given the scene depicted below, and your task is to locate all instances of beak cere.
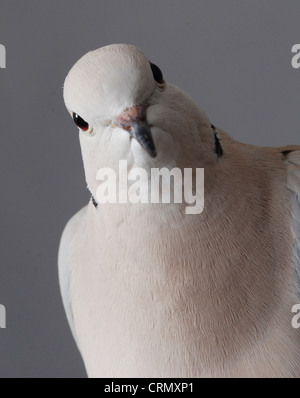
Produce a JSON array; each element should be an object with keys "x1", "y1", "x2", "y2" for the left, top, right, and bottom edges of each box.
[{"x1": 115, "y1": 104, "x2": 157, "y2": 158}]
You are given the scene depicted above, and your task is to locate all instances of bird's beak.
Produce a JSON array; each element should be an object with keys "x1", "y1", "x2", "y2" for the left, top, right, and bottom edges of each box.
[{"x1": 114, "y1": 104, "x2": 157, "y2": 158}]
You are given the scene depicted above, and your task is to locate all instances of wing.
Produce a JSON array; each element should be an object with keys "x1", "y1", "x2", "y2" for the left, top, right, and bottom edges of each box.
[
  {"x1": 58, "y1": 206, "x2": 88, "y2": 348},
  {"x1": 283, "y1": 149, "x2": 300, "y2": 298}
]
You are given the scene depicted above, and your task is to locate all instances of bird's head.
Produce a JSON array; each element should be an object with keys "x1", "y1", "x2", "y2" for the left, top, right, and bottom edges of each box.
[{"x1": 64, "y1": 44, "x2": 215, "y2": 197}]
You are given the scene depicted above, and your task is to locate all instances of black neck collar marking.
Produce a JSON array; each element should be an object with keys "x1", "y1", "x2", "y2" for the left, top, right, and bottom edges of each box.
[
  {"x1": 87, "y1": 187, "x2": 98, "y2": 209},
  {"x1": 211, "y1": 124, "x2": 223, "y2": 158},
  {"x1": 91, "y1": 193, "x2": 99, "y2": 209}
]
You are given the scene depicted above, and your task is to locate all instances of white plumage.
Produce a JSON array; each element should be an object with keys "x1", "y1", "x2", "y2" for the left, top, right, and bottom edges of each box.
[{"x1": 59, "y1": 44, "x2": 300, "y2": 377}]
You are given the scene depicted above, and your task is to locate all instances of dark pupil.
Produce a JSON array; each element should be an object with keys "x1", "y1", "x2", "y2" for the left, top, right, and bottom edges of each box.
[
  {"x1": 73, "y1": 113, "x2": 89, "y2": 131},
  {"x1": 150, "y1": 62, "x2": 164, "y2": 84}
]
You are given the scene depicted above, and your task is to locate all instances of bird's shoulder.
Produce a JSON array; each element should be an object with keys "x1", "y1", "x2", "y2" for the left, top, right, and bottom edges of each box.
[
  {"x1": 59, "y1": 205, "x2": 88, "y2": 259},
  {"x1": 58, "y1": 205, "x2": 88, "y2": 344},
  {"x1": 280, "y1": 146, "x2": 300, "y2": 195},
  {"x1": 280, "y1": 147, "x2": 300, "y2": 298}
]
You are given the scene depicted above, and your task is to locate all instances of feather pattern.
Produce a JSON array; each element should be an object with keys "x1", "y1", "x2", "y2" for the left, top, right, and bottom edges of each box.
[
  {"x1": 284, "y1": 150, "x2": 300, "y2": 298},
  {"x1": 58, "y1": 207, "x2": 88, "y2": 346}
]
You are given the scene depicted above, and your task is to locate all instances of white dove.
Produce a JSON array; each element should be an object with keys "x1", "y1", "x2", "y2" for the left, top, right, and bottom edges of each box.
[{"x1": 59, "y1": 44, "x2": 300, "y2": 378}]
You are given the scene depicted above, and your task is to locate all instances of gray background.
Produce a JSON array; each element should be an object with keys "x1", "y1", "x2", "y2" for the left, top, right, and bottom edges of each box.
[{"x1": 0, "y1": 0, "x2": 299, "y2": 378}]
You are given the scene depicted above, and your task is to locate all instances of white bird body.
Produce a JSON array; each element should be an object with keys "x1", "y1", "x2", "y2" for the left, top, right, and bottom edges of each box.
[{"x1": 59, "y1": 44, "x2": 300, "y2": 377}]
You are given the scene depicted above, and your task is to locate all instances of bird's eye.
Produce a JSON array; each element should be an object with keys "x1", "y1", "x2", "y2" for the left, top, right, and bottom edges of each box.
[
  {"x1": 72, "y1": 113, "x2": 89, "y2": 131},
  {"x1": 150, "y1": 62, "x2": 165, "y2": 86}
]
